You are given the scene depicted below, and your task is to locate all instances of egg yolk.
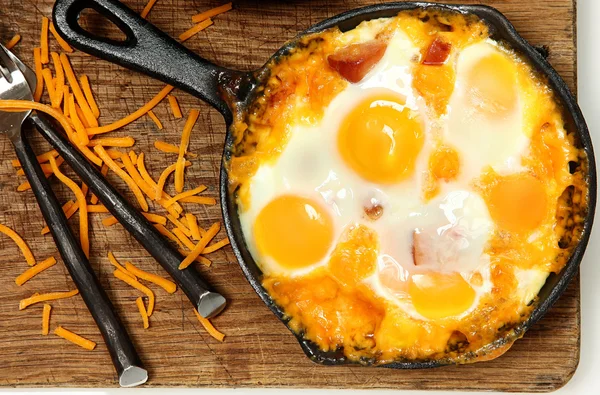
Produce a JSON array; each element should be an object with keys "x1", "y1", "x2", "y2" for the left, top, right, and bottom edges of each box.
[
  {"x1": 468, "y1": 52, "x2": 517, "y2": 116},
  {"x1": 328, "y1": 225, "x2": 378, "y2": 286},
  {"x1": 487, "y1": 174, "x2": 548, "y2": 233},
  {"x1": 409, "y1": 272, "x2": 476, "y2": 319},
  {"x1": 338, "y1": 93, "x2": 424, "y2": 183},
  {"x1": 254, "y1": 195, "x2": 334, "y2": 270}
]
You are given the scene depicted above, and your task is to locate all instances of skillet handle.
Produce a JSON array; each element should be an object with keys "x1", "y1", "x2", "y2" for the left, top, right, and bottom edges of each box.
[
  {"x1": 52, "y1": 0, "x2": 244, "y2": 124},
  {"x1": 28, "y1": 112, "x2": 227, "y2": 319},
  {"x1": 11, "y1": 131, "x2": 147, "y2": 387}
]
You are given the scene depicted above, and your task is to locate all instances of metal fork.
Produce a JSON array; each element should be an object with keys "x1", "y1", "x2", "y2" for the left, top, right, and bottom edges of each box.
[{"x1": 0, "y1": 44, "x2": 147, "y2": 387}]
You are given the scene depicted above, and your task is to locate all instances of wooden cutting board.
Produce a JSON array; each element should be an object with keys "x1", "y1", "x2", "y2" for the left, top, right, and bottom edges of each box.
[{"x1": 0, "y1": 0, "x2": 580, "y2": 391}]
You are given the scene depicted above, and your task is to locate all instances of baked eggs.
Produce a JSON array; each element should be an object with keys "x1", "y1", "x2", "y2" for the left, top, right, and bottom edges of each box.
[{"x1": 227, "y1": 9, "x2": 589, "y2": 364}]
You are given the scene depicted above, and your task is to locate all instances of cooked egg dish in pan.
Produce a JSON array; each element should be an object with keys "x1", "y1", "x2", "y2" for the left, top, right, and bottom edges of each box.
[{"x1": 227, "y1": 9, "x2": 589, "y2": 364}]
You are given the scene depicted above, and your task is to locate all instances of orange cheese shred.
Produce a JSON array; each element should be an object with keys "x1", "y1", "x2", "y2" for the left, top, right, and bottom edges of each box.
[
  {"x1": 90, "y1": 164, "x2": 109, "y2": 204},
  {"x1": 49, "y1": 22, "x2": 74, "y2": 53},
  {"x1": 40, "y1": 17, "x2": 50, "y2": 64},
  {"x1": 113, "y1": 269, "x2": 155, "y2": 316},
  {"x1": 164, "y1": 185, "x2": 208, "y2": 207},
  {"x1": 177, "y1": 249, "x2": 211, "y2": 267},
  {"x1": 179, "y1": 222, "x2": 220, "y2": 269},
  {"x1": 191, "y1": 2, "x2": 232, "y2": 23},
  {"x1": 41, "y1": 200, "x2": 78, "y2": 235},
  {"x1": 142, "y1": 213, "x2": 167, "y2": 225},
  {"x1": 202, "y1": 237, "x2": 230, "y2": 254},
  {"x1": 167, "y1": 214, "x2": 192, "y2": 237},
  {"x1": 136, "y1": 297, "x2": 150, "y2": 329},
  {"x1": 12, "y1": 149, "x2": 59, "y2": 167},
  {"x1": 179, "y1": 18, "x2": 213, "y2": 43},
  {"x1": 155, "y1": 162, "x2": 177, "y2": 200},
  {"x1": 33, "y1": 48, "x2": 44, "y2": 102},
  {"x1": 107, "y1": 251, "x2": 137, "y2": 280},
  {"x1": 5, "y1": 34, "x2": 21, "y2": 50},
  {"x1": 93, "y1": 145, "x2": 149, "y2": 211},
  {"x1": 69, "y1": 95, "x2": 89, "y2": 145},
  {"x1": 193, "y1": 309, "x2": 225, "y2": 341},
  {"x1": 125, "y1": 262, "x2": 177, "y2": 294},
  {"x1": 153, "y1": 140, "x2": 197, "y2": 157},
  {"x1": 16, "y1": 156, "x2": 64, "y2": 176},
  {"x1": 20, "y1": 289, "x2": 79, "y2": 310},
  {"x1": 136, "y1": 153, "x2": 184, "y2": 215},
  {"x1": 186, "y1": 213, "x2": 201, "y2": 241},
  {"x1": 167, "y1": 95, "x2": 182, "y2": 119},
  {"x1": 88, "y1": 137, "x2": 135, "y2": 148},
  {"x1": 101, "y1": 216, "x2": 119, "y2": 227},
  {"x1": 15, "y1": 256, "x2": 57, "y2": 286},
  {"x1": 41, "y1": 68, "x2": 56, "y2": 106},
  {"x1": 54, "y1": 326, "x2": 96, "y2": 350},
  {"x1": 175, "y1": 109, "x2": 199, "y2": 192},
  {"x1": 0, "y1": 223, "x2": 36, "y2": 266},
  {"x1": 179, "y1": 196, "x2": 217, "y2": 205},
  {"x1": 42, "y1": 304, "x2": 52, "y2": 335},
  {"x1": 128, "y1": 151, "x2": 138, "y2": 165},
  {"x1": 147, "y1": 110, "x2": 163, "y2": 130},
  {"x1": 155, "y1": 224, "x2": 186, "y2": 249},
  {"x1": 49, "y1": 156, "x2": 89, "y2": 257},
  {"x1": 79, "y1": 75, "x2": 100, "y2": 118},
  {"x1": 140, "y1": 0, "x2": 159, "y2": 19},
  {"x1": 59, "y1": 53, "x2": 98, "y2": 127},
  {"x1": 87, "y1": 204, "x2": 109, "y2": 213},
  {"x1": 51, "y1": 52, "x2": 65, "y2": 109},
  {"x1": 87, "y1": 85, "x2": 174, "y2": 135},
  {"x1": 173, "y1": 228, "x2": 196, "y2": 250},
  {"x1": 63, "y1": 86, "x2": 70, "y2": 116}
]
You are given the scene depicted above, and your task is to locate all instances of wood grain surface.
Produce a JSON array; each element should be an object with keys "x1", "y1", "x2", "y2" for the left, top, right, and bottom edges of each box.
[{"x1": 0, "y1": 0, "x2": 579, "y2": 391}]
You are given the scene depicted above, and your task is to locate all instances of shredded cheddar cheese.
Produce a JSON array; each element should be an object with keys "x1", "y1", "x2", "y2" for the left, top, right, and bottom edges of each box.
[
  {"x1": 167, "y1": 95, "x2": 182, "y2": 118},
  {"x1": 101, "y1": 216, "x2": 119, "y2": 227},
  {"x1": 88, "y1": 137, "x2": 135, "y2": 148},
  {"x1": 179, "y1": 18, "x2": 213, "y2": 42},
  {"x1": 60, "y1": 53, "x2": 98, "y2": 127},
  {"x1": 5, "y1": 34, "x2": 20, "y2": 50},
  {"x1": 33, "y1": 48, "x2": 44, "y2": 101},
  {"x1": 79, "y1": 75, "x2": 100, "y2": 118},
  {"x1": 107, "y1": 252, "x2": 137, "y2": 280},
  {"x1": 191, "y1": 2, "x2": 232, "y2": 23},
  {"x1": 154, "y1": 140, "x2": 197, "y2": 157},
  {"x1": 193, "y1": 309, "x2": 225, "y2": 341},
  {"x1": 164, "y1": 185, "x2": 208, "y2": 207},
  {"x1": 41, "y1": 200, "x2": 79, "y2": 235},
  {"x1": 20, "y1": 289, "x2": 79, "y2": 310},
  {"x1": 94, "y1": 145, "x2": 149, "y2": 211},
  {"x1": 167, "y1": 214, "x2": 192, "y2": 237},
  {"x1": 140, "y1": 0, "x2": 158, "y2": 19},
  {"x1": 15, "y1": 256, "x2": 57, "y2": 286},
  {"x1": 42, "y1": 304, "x2": 51, "y2": 335},
  {"x1": 51, "y1": 52, "x2": 65, "y2": 108},
  {"x1": 125, "y1": 262, "x2": 176, "y2": 294},
  {"x1": 147, "y1": 110, "x2": 163, "y2": 129},
  {"x1": 179, "y1": 222, "x2": 220, "y2": 269},
  {"x1": 113, "y1": 269, "x2": 155, "y2": 316},
  {"x1": 49, "y1": 22, "x2": 73, "y2": 53},
  {"x1": 49, "y1": 156, "x2": 89, "y2": 257},
  {"x1": 155, "y1": 224, "x2": 186, "y2": 249},
  {"x1": 40, "y1": 17, "x2": 50, "y2": 65},
  {"x1": 202, "y1": 237, "x2": 230, "y2": 254},
  {"x1": 87, "y1": 85, "x2": 174, "y2": 135},
  {"x1": 0, "y1": 223, "x2": 36, "y2": 266},
  {"x1": 173, "y1": 228, "x2": 196, "y2": 250},
  {"x1": 175, "y1": 109, "x2": 199, "y2": 192},
  {"x1": 136, "y1": 297, "x2": 150, "y2": 329},
  {"x1": 87, "y1": 204, "x2": 109, "y2": 213},
  {"x1": 186, "y1": 213, "x2": 201, "y2": 240},
  {"x1": 54, "y1": 326, "x2": 96, "y2": 350},
  {"x1": 12, "y1": 149, "x2": 59, "y2": 167}
]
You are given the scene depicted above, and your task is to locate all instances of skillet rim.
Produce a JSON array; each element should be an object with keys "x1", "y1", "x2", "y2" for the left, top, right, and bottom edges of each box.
[{"x1": 219, "y1": 1, "x2": 597, "y2": 369}]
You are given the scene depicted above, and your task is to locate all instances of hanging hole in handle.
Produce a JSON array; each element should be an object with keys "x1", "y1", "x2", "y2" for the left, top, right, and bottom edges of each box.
[{"x1": 75, "y1": 6, "x2": 132, "y2": 45}]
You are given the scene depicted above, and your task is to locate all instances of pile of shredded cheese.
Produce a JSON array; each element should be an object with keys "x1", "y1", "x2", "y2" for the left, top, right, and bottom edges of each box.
[{"x1": 0, "y1": 2, "x2": 233, "y2": 350}]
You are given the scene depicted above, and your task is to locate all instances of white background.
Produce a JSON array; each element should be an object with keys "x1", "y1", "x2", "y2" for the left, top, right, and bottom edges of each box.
[{"x1": 3, "y1": 0, "x2": 600, "y2": 394}]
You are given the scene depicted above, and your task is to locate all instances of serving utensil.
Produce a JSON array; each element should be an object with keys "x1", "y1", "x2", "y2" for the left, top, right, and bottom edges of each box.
[
  {"x1": 0, "y1": 44, "x2": 147, "y2": 387},
  {"x1": 52, "y1": 0, "x2": 596, "y2": 367}
]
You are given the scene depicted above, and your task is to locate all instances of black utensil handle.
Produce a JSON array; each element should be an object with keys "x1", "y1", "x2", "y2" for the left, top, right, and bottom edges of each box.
[
  {"x1": 52, "y1": 0, "x2": 242, "y2": 123},
  {"x1": 28, "y1": 113, "x2": 226, "y2": 318},
  {"x1": 12, "y1": 131, "x2": 146, "y2": 387}
]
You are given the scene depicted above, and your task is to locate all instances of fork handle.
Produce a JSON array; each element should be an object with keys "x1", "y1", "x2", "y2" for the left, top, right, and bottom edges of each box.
[
  {"x1": 28, "y1": 112, "x2": 227, "y2": 318},
  {"x1": 11, "y1": 130, "x2": 147, "y2": 387}
]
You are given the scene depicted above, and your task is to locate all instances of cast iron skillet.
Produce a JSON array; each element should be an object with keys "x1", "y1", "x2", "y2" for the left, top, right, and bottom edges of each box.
[{"x1": 53, "y1": 0, "x2": 596, "y2": 368}]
